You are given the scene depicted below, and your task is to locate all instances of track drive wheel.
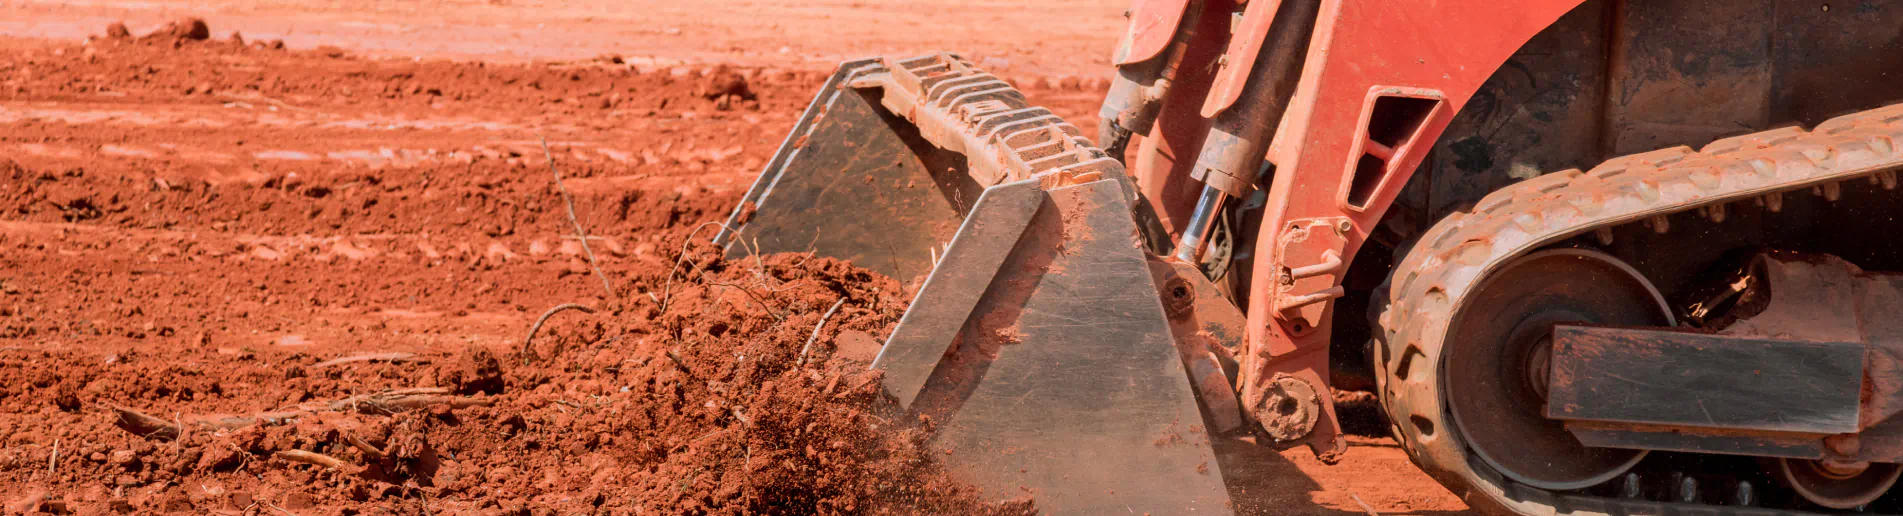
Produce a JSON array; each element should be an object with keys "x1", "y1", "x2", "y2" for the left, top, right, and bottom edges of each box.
[{"x1": 1378, "y1": 248, "x2": 1673, "y2": 511}]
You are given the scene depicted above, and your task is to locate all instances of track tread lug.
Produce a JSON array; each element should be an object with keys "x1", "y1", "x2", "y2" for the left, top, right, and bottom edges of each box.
[{"x1": 1704, "y1": 126, "x2": 1806, "y2": 155}]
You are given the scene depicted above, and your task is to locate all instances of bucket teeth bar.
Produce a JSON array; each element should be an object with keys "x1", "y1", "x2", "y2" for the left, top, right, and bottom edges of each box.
[{"x1": 871, "y1": 54, "x2": 1124, "y2": 187}]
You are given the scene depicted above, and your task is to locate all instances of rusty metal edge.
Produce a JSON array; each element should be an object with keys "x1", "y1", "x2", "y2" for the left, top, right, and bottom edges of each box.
[
  {"x1": 714, "y1": 58, "x2": 885, "y2": 247},
  {"x1": 871, "y1": 178, "x2": 1045, "y2": 408}
]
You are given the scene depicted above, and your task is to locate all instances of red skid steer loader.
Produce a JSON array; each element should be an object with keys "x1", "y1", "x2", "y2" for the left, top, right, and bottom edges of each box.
[{"x1": 718, "y1": 0, "x2": 1903, "y2": 513}]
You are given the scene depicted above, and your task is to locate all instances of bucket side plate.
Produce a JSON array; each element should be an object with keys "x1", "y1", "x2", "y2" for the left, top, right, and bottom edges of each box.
[
  {"x1": 719, "y1": 60, "x2": 978, "y2": 286},
  {"x1": 893, "y1": 178, "x2": 1234, "y2": 514}
]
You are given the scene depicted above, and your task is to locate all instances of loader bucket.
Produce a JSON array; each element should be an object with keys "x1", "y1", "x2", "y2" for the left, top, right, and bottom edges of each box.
[{"x1": 719, "y1": 55, "x2": 1234, "y2": 514}]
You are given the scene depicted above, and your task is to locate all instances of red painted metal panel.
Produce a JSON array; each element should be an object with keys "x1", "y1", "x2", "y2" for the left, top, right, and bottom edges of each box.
[
  {"x1": 1116, "y1": 0, "x2": 1196, "y2": 65},
  {"x1": 1239, "y1": 0, "x2": 1587, "y2": 458}
]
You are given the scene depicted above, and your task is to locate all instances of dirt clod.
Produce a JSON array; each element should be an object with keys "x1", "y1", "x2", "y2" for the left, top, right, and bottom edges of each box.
[
  {"x1": 156, "y1": 17, "x2": 211, "y2": 41},
  {"x1": 698, "y1": 65, "x2": 755, "y2": 101}
]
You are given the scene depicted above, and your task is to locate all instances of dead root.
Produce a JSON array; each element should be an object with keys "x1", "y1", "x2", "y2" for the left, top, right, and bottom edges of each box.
[
  {"x1": 274, "y1": 450, "x2": 354, "y2": 471},
  {"x1": 312, "y1": 352, "x2": 418, "y2": 369},
  {"x1": 344, "y1": 433, "x2": 389, "y2": 462},
  {"x1": 329, "y1": 387, "x2": 495, "y2": 415},
  {"x1": 519, "y1": 303, "x2": 597, "y2": 364},
  {"x1": 109, "y1": 404, "x2": 183, "y2": 441},
  {"x1": 108, "y1": 388, "x2": 493, "y2": 441},
  {"x1": 111, "y1": 394, "x2": 454, "y2": 487}
]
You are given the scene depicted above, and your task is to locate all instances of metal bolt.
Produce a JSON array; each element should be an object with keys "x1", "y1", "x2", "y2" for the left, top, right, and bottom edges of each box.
[
  {"x1": 1335, "y1": 219, "x2": 1353, "y2": 235},
  {"x1": 1162, "y1": 278, "x2": 1196, "y2": 318},
  {"x1": 1620, "y1": 472, "x2": 1643, "y2": 499},
  {"x1": 1676, "y1": 474, "x2": 1699, "y2": 503}
]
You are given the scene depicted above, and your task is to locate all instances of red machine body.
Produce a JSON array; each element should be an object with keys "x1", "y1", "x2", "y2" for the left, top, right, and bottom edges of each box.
[{"x1": 1126, "y1": 0, "x2": 1584, "y2": 460}]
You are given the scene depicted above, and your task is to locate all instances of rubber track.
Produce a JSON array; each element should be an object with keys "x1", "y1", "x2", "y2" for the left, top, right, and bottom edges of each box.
[{"x1": 1377, "y1": 102, "x2": 1903, "y2": 515}]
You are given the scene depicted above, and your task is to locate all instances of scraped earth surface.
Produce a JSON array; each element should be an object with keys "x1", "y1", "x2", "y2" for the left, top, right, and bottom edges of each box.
[{"x1": 0, "y1": 10, "x2": 1469, "y2": 516}]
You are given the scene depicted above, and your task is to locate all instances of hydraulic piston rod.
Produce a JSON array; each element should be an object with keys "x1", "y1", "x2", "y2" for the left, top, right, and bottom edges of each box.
[{"x1": 1170, "y1": 0, "x2": 1315, "y2": 263}]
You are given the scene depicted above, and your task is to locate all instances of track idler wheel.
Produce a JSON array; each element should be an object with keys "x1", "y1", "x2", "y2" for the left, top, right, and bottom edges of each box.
[{"x1": 1438, "y1": 248, "x2": 1672, "y2": 490}]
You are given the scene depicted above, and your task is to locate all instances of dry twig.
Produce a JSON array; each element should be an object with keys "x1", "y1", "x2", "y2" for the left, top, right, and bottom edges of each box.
[
  {"x1": 798, "y1": 298, "x2": 848, "y2": 366},
  {"x1": 110, "y1": 404, "x2": 183, "y2": 441},
  {"x1": 111, "y1": 389, "x2": 492, "y2": 442},
  {"x1": 520, "y1": 303, "x2": 597, "y2": 363},
  {"x1": 656, "y1": 220, "x2": 751, "y2": 313},
  {"x1": 111, "y1": 404, "x2": 288, "y2": 441},
  {"x1": 328, "y1": 387, "x2": 493, "y2": 415},
  {"x1": 48, "y1": 439, "x2": 57, "y2": 476},
  {"x1": 705, "y1": 281, "x2": 786, "y2": 322},
  {"x1": 274, "y1": 450, "x2": 353, "y2": 471},
  {"x1": 312, "y1": 352, "x2": 417, "y2": 369},
  {"x1": 666, "y1": 349, "x2": 692, "y2": 375},
  {"x1": 1349, "y1": 493, "x2": 1380, "y2": 516},
  {"x1": 344, "y1": 433, "x2": 388, "y2": 462},
  {"x1": 541, "y1": 136, "x2": 615, "y2": 298}
]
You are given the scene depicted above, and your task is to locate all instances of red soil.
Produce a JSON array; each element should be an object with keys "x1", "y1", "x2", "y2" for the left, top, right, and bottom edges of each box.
[{"x1": 0, "y1": 15, "x2": 1465, "y2": 516}]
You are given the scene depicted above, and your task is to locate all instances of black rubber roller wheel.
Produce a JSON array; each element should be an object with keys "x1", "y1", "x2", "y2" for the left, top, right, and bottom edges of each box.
[{"x1": 1439, "y1": 248, "x2": 1672, "y2": 489}]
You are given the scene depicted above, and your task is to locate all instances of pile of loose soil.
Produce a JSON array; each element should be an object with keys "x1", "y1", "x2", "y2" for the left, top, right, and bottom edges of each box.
[
  {"x1": 0, "y1": 19, "x2": 1049, "y2": 516},
  {"x1": 1, "y1": 246, "x2": 1035, "y2": 515}
]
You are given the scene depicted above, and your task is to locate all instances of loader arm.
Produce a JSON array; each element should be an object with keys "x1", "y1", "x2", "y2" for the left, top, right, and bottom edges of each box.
[{"x1": 1238, "y1": 0, "x2": 1582, "y2": 460}]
